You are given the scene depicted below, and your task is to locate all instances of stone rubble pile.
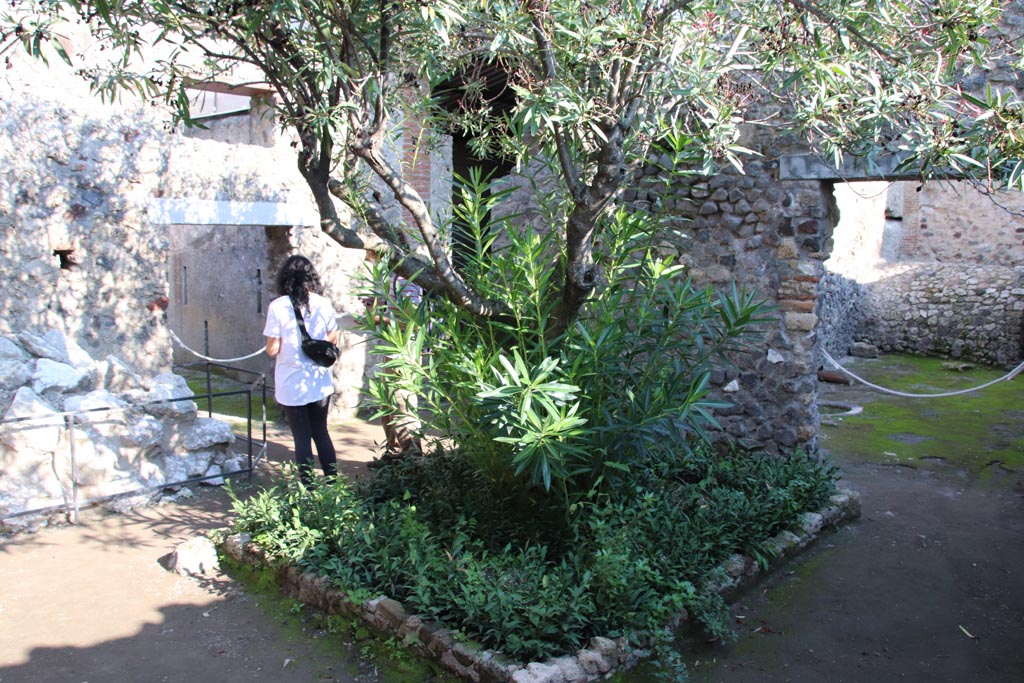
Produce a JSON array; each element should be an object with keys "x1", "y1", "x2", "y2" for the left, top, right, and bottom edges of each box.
[{"x1": 0, "y1": 328, "x2": 245, "y2": 528}]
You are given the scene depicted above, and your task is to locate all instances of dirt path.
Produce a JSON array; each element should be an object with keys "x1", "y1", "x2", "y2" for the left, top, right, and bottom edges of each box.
[
  {"x1": 683, "y1": 459, "x2": 1024, "y2": 683},
  {"x1": 681, "y1": 357, "x2": 1024, "y2": 683},
  {"x1": 0, "y1": 420, "x2": 397, "y2": 683}
]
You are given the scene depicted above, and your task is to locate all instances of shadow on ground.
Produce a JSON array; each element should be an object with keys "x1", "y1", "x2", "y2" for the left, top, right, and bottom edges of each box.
[{"x1": 0, "y1": 419, "x2": 428, "y2": 683}]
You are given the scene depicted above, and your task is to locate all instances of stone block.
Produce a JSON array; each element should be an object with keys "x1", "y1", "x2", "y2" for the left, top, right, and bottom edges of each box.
[
  {"x1": 576, "y1": 648, "x2": 612, "y2": 676},
  {"x1": 776, "y1": 239, "x2": 799, "y2": 259},
  {"x1": 784, "y1": 312, "x2": 818, "y2": 332},
  {"x1": 441, "y1": 650, "x2": 475, "y2": 680},
  {"x1": 0, "y1": 337, "x2": 30, "y2": 361},
  {"x1": 771, "y1": 530, "x2": 802, "y2": 556},
  {"x1": 475, "y1": 651, "x2": 515, "y2": 683},
  {"x1": 511, "y1": 662, "x2": 562, "y2": 683},
  {"x1": 0, "y1": 359, "x2": 34, "y2": 391},
  {"x1": 550, "y1": 656, "x2": 585, "y2": 683},
  {"x1": 33, "y1": 358, "x2": 90, "y2": 394},
  {"x1": 166, "y1": 536, "x2": 219, "y2": 575},
  {"x1": 221, "y1": 532, "x2": 253, "y2": 562},
  {"x1": 723, "y1": 553, "x2": 752, "y2": 579},
  {"x1": 453, "y1": 640, "x2": 483, "y2": 667},
  {"x1": 183, "y1": 417, "x2": 236, "y2": 450},
  {"x1": 424, "y1": 626, "x2": 454, "y2": 657},
  {"x1": 2, "y1": 387, "x2": 64, "y2": 454},
  {"x1": 799, "y1": 511, "x2": 824, "y2": 536}
]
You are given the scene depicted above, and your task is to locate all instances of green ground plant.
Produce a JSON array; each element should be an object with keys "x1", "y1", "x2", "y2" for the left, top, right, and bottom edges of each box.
[
  {"x1": 818, "y1": 354, "x2": 1024, "y2": 479},
  {"x1": 230, "y1": 443, "x2": 837, "y2": 665}
]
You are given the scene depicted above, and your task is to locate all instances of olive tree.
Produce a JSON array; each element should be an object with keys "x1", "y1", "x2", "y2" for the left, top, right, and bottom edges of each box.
[{"x1": 3, "y1": 0, "x2": 1020, "y2": 335}]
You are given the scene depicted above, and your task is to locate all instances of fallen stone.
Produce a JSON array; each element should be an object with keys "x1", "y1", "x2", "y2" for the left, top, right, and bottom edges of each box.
[
  {"x1": 849, "y1": 341, "x2": 880, "y2": 358},
  {"x1": 201, "y1": 463, "x2": 224, "y2": 486},
  {"x1": 0, "y1": 336, "x2": 30, "y2": 361},
  {"x1": 0, "y1": 358, "x2": 34, "y2": 392},
  {"x1": 1, "y1": 387, "x2": 63, "y2": 453},
  {"x1": 63, "y1": 389, "x2": 127, "y2": 422},
  {"x1": 33, "y1": 358, "x2": 89, "y2": 394},
  {"x1": 123, "y1": 415, "x2": 164, "y2": 449},
  {"x1": 165, "y1": 536, "x2": 219, "y2": 575},
  {"x1": 183, "y1": 417, "x2": 236, "y2": 450},
  {"x1": 100, "y1": 354, "x2": 147, "y2": 393}
]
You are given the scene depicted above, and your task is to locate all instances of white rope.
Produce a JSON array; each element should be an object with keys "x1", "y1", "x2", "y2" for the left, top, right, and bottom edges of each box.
[
  {"x1": 167, "y1": 326, "x2": 267, "y2": 363},
  {"x1": 821, "y1": 348, "x2": 1024, "y2": 399},
  {"x1": 164, "y1": 310, "x2": 354, "y2": 364}
]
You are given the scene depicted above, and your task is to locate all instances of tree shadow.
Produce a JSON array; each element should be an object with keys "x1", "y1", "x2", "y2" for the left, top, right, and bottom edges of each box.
[{"x1": 0, "y1": 599, "x2": 368, "y2": 683}]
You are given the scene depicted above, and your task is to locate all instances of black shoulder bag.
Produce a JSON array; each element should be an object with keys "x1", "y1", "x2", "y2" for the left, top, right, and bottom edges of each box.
[{"x1": 291, "y1": 299, "x2": 339, "y2": 368}]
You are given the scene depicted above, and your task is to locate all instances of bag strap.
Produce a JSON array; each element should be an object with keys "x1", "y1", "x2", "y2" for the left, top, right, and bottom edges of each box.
[{"x1": 291, "y1": 298, "x2": 312, "y2": 342}]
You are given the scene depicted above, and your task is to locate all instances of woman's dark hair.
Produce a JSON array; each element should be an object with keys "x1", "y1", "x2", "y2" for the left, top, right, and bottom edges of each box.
[{"x1": 275, "y1": 255, "x2": 323, "y2": 308}]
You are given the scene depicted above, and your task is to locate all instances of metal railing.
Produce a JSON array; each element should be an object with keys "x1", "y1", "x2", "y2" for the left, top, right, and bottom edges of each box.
[{"x1": 0, "y1": 363, "x2": 267, "y2": 525}]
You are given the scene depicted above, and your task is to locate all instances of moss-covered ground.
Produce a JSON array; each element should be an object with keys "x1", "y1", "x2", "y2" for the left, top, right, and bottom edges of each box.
[
  {"x1": 222, "y1": 557, "x2": 460, "y2": 683},
  {"x1": 817, "y1": 353, "x2": 1024, "y2": 485},
  {"x1": 178, "y1": 365, "x2": 276, "y2": 430}
]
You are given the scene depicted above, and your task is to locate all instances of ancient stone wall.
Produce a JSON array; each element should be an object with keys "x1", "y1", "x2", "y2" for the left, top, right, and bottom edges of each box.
[
  {"x1": 890, "y1": 1, "x2": 1024, "y2": 266},
  {"x1": 857, "y1": 264, "x2": 1024, "y2": 367},
  {"x1": 0, "y1": 23, "x2": 391, "y2": 510},
  {"x1": 818, "y1": 272, "x2": 865, "y2": 362},
  {"x1": 622, "y1": 122, "x2": 840, "y2": 454},
  {"x1": 0, "y1": 24, "x2": 452, "y2": 426},
  {"x1": 0, "y1": 25, "x2": 312, "y2": 384},
  {"x1": 891, "y1": 181, "x2": 1024, "y2": 266},
  {"x1": 0, "y1": 62, "x2": 173, "y2": 384}
]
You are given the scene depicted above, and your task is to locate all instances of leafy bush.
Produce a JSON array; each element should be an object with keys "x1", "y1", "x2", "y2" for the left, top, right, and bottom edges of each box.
[
  {"x1": 230, "y1": 443, "x2": 837, "y2": 663},
  {"x1": 356, "y1": 171, "x2": 773, "y2": 511}
]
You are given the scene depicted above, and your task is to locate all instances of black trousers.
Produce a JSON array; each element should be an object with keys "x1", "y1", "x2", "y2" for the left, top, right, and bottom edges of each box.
[{"x1": 282, "y1": 397, "x2": 337, "y2": 482}]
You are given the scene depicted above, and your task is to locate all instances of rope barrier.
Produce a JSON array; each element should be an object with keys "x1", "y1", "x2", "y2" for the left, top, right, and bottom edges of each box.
[
  {"x1": 167, "y1": 326, "x2": 267, "y2": 363},
  {"x1": 821, "y1": 348, "x2": 1024, "y2": 399},
  {"x1": 161, "y1": 307, "x2": 357, "y2": 364}
]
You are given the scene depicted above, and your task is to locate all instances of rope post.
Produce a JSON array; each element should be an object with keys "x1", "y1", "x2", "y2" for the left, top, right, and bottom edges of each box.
[
  {"x1": 246, "y1": 388, "x2": 253, "y2": 485},
  {"x1": 66, "y1": 415, "x2": 80, "y2": 525},
  {"x1": 205, "y1": 361, "x2": 214, "y2": 417},
  {"x1": 261, "y1": 377, "x2": 267, "y2": 454}
]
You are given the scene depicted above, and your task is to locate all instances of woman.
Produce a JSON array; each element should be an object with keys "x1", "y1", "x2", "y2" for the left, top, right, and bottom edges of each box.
[{"x1": 263, "y1": 255, "x2": 339, "y2": 484}]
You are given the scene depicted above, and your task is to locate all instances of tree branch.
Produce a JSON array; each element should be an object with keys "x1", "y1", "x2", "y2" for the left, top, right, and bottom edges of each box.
[
  {"x1": 350, "y1": 136, "x2": 511, "y2": 320},
  {"x1": 525, "y1": 4, "x2": 584, "y2": 202}
]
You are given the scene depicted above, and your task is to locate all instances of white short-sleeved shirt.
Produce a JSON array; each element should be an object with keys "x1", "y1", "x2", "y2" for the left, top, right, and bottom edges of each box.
[{"x1": 263, "y1": 293, "x2": 338, "y2": 406}]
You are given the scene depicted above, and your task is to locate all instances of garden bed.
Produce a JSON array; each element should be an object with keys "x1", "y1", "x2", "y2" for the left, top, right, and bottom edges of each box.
[{"x1": 220, "y1": 488, "x2": 860, "y2": 683}]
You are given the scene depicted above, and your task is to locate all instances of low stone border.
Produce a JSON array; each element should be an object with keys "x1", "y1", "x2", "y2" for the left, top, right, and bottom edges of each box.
[{"x1": 220, "y1": 489, "x2": 861, "y2": 683}]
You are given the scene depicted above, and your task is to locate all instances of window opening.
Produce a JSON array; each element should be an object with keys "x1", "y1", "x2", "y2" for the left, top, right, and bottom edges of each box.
[
  {"x1": 182, "y1": 265, "x2": 188, "y2": 305},
  {"x1": 256, "y1": 268, "x2": 263, "y2": 314},
  {"x1": 53, "y1": 248, "x2": 78, "y2": 270},
  {"x1": 186, "y1": 87, "x2": 251, "y2": 121}
]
